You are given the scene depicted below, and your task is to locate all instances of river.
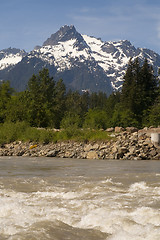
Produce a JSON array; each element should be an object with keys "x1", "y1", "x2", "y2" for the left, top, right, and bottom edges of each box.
[{"x1": 0, "y1": 157, "x2": 160, "y2": 240}]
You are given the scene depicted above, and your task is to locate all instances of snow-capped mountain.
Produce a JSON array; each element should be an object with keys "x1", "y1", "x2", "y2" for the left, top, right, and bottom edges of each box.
[
  {"x1": 0, "y1": 25, "x2": 160, "y2": 94},
  {"x1": 0, "y1": 48, "x2": 26, "y2": 71}
]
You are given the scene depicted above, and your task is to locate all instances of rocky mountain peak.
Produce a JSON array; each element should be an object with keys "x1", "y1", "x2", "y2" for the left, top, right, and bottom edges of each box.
[
  {"x1": 43, "y1": 25, "x2": 86, "y2": 48},
  {"x1": 0, "y1": 47, "x2": 26, "y2": 58},
  {"x1": 0, "y1": 47, "x2": 27, "y2": 71},
  {"x1": 0, "y1": 25, "x2": 160, "y2": 94}
]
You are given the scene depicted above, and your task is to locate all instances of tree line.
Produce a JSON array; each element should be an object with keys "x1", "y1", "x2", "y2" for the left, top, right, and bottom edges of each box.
[{"x1": 0, "y1": 58, "x2": 160, "y2": 130}]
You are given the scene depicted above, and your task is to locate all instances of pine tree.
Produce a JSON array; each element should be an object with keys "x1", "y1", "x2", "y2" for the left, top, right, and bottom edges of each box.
[
  {"x1": 138, "y1": 59, "x2": 157, "y2": 110},
  {"x1": 121, "y1": 58, "x2": 140, "y2": 113},
  {"x1": 121, "y1": 58, "x2": 158, "y2": 125},
  {"x1": 26, "y1": 68, "x2": 56, "y2": 127},
  {"x1": 53, "y1": 79, "x2": 66, "y2": 128},
  {"x1": 0, "y1": 81, "x2": 13, "y2": 123}
]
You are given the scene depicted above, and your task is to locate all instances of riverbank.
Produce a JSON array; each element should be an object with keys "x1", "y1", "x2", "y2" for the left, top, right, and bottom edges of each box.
[{"x1": 0, "y1": 127, "x2": 160, "y2": 160}]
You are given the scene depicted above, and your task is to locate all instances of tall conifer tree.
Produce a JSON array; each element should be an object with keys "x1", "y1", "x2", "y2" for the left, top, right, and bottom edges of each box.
[{"x1": 121, "y1": 58, "x2": 157, "y2": 125}]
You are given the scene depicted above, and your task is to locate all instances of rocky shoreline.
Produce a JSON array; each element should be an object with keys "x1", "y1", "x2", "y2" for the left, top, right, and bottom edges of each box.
[{"x1": 0, "y1": 127, "x2": 160, "y2": 160}]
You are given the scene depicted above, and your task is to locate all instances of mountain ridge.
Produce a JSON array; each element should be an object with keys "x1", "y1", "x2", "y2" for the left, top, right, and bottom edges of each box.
[{"x1": 0, "y1": 25, "x2": 160, "y2": 94}]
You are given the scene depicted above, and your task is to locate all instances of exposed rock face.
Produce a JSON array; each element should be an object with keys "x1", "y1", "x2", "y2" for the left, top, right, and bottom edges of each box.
[
  {"x1": 43, "y1": 25, "x2": 87, "y2": 50},
  {"x1": 1, "y1": 25, "x2": 160, "y2": 94},
  {"x1": 87, "y1": 151, "x2": 98, "y2": 159},
  {"x1": 0, "y1": 128, "x2": 160, "y2": 160}
]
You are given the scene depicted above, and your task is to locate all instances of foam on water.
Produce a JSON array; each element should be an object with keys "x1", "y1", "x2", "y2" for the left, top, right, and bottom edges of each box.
[
  {"x1": 0, "y1": 177, "x2": 160, "y2": 240},
  {"x1": 129, "y1": 181, "x2": 148, "y2": 192},
  {"x1": 0, "y1": 158, "x2": 160, "y2": 239}
]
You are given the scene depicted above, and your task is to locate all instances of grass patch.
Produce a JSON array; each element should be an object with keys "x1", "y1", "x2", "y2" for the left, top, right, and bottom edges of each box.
[
  {"x1": 0, "y1": 122, "x2": 113, "y2": 144},
  {"x1": 0, "y1": 122, "x2": 57, "y2": 144}
]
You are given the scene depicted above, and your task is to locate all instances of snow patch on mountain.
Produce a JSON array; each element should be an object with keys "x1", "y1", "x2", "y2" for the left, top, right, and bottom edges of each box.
[
  {"x1": 1, "y1": 25, "x2": 160, "y2": 93},
  {"x1": 0, "y1": 54, "x2": 22, "y2": 70},
  {"x1": 82, "y1": 35, "x2": 132, "y2": 89},
  {"x1": 26, "y1": 30, "x2": 160, "y2": 91},
  {"x1": 0, "y1": 49, "x2": 26, "y2": 70},
  {"x1": 32, "y1": 39, "x2": 92, "y2": 72}
]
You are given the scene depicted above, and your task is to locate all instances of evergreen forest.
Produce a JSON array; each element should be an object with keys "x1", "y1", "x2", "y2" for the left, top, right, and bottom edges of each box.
[{"x1": 0, "y1": 58, "x2": 160, "y2": 143}]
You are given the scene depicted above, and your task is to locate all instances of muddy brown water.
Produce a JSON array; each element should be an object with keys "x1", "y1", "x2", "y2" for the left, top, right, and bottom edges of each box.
[{"x1": 0, "y1": 156, "x2": 160, "y2": 239}]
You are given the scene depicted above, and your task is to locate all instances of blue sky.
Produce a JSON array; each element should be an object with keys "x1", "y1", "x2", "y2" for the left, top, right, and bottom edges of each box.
[{"x1": 1, "y1": 0, "x2": 160, "y2": 53}]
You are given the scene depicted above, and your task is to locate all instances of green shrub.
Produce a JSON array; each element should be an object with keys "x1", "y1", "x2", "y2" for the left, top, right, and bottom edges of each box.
[
  {"x1": 0, "y1": 121, "x2": 29, "y2": 144},
  {"x1": 60, "y1": 113, "x2": 82, "y2": 129},
  {"x1": 39, "y1": 129, "x2": 57, "y2": 144},
  {"x1": 83, "y1": 109, "x2": 109, "y2": 130},
  {"x1": 56, "y1": 128, "x2": 112, "y2": 142},
  {"x1": 148, "y1": 103, "x2": 160, "y2": 127},
  {"x1": 0, "y1": 121, "x2": 113, "y2": 144}
]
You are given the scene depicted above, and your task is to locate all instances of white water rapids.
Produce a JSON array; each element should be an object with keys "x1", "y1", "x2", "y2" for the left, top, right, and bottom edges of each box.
[{"x1": 0, "y1": 157, "x2": 160, "y2": 240}]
